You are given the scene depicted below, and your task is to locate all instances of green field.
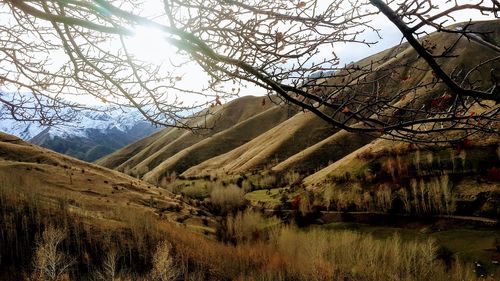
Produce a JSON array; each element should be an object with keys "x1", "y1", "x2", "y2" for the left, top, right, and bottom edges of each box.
[{"x1": 244, "y1": 188, "x2": 288, "y2": 206}]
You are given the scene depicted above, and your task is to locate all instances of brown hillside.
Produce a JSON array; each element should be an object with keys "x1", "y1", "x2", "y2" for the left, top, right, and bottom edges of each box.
[
  {"x1": 303, "y1": 134, "x2": 500, "y2": 216},
  {"x1": 143, "y1": 103, "x2": 298, "y2": 184},
  {"x1": 272, "y1": 129, "x2": 373, "y2": 174},
  {"x1": 270, "y1": 25, "x2": 498, "y2": 175},
  {"x1": 95, "y1": 128, "x2": 168, "y2": 168},
  {"x1": 97, "y1": 95, "x2": 277, "y2": 178},
  {"x1": 184, "y1": 21, "x2": 499, "y2": 178},
  {"x1": 182, "y1": 109, "x2": 337, "y2": 177},
  {"x1": 100, "y1": 20, "x2": 499, "y2": 187},
  {"x1": 0, "y1": 132, "x2": 214, "y2": 230}
]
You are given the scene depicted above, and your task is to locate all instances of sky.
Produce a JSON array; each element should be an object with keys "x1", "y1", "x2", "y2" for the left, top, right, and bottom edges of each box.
[
  {"x1": 0, "y1": 1, "x2": 497, "y2": 110},
  {"x1": 109, "y1": 1, "x2": 498, "y2": 104}
]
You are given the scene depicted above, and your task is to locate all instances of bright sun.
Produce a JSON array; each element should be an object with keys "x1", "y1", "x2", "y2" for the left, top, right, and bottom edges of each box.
[
  {"x1": 126, "y1": 25, "x2": 177, "y2": 63},
  {"x1": 123, "y1": 23, "x2": 266, "y2": 102}
]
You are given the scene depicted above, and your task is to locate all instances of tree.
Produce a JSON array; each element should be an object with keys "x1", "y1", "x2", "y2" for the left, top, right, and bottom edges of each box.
[
  {"x1": 31, "y1": 226, "x2": 74, "y2": 281},
  {"x1": 149, "y1": 240, "x2": 179, "y2": 281},
  {"x1": 93, "y1": 249, "x2": 119, "y2": 281},
  {"x1": 0, "y1": 0, "x2": 498, "y2": 142}
]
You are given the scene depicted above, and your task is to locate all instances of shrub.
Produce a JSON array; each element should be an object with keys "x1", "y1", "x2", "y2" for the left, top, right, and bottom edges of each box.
[
  {"x1": 223, "y1": 209, "x2": 281, "y2": 244},
  {"x1": 273, "y1": 226, "x2": 474, "y2": 281},
  {"x1": 210, "y1": 184, "x2": 245, "y2": 213},
  {"x1": 92, "y1": 249, "x2": 119, "y2": 281},
  {"x1": 181, "y1": 185, "x2": 209, "y2": 200},
  {"x1": 283, "y1": 170, "x2": 300, "y2": 186},
  {"x1": 150, "y1": 241, "x2": 179, "y2": 281},
  {"x1": 375, "y1": 184, "x2": 392, "y2": 212},
  {"x1": 30, "y1": 226, "x2": 74, "y2": 281}
]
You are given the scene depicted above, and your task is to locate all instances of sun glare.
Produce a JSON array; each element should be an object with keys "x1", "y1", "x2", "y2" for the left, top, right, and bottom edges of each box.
[{"x1": 126, "y1": 25, "x2": 177, "y2": 63}]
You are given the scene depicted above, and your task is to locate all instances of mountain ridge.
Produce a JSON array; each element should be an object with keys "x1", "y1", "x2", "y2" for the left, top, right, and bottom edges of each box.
[{"x1": 0, "y1": 106, "x2": 159, "y2": 161}]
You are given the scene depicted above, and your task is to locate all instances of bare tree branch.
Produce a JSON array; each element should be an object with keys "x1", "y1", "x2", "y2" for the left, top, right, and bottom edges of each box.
[{"x1": 0, "y1": 0, "x2": 498, "y2": 143}]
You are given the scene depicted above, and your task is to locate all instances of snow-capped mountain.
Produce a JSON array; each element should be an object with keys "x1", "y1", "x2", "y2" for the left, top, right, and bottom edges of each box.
[
  {"x1": 0, "y1": 108, "x2": 160, "y2": 162},
  {"x1": 0, "y1": 119, "x2": 44, "y2": 140}
]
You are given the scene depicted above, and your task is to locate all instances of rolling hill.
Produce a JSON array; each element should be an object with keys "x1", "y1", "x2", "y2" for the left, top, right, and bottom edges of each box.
[
  {"x1": 0, "y1": 132, "x2": 214, "y2": 229},
  {"x1": 142, "y1": 103, "x2": 299, "y2": 183},
  {"x1": 1, "y1": 19, "x2": 499, "y2": 281},
  {"x1": 99, "y1": 20, "x2": 500, "y2": 192},
  {"x1": 180, "y1": 109, "x2": 338, "y2": 178},
  {"x1": 97, "y1": 95, "x2": 297, "y2": 178}
]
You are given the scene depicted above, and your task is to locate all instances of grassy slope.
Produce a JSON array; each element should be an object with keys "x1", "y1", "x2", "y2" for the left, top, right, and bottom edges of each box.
[
  {"x1": 300, "y1": 21, "x2": 500, "y2": 185},
  {"x1": 143, "y1": 103, "x2": 299, "y2": 184},
  {"x1": 267, "y1": 43, "x2": 406, "y2": 175},
  {"x1": 181, "y1": 109, "x2": 337, "y2": 177},
  {"x1": 272, "y1": 129, "x2": 373, "y2": 174},
  {"x1": 303, "y1": 134, "x2": 500, "y2": 216},
  {"x1": 185, "y1": 21, "x2": 499, "y2": 178},
  {"x1": 100, "y1": 20, "x2": 499, "y2": 188},
  {"x1": 304, "y1": 138, "x2": 389, "y2": 187},
  {"x1": 111, "y1": 96, "x2": 277, "y2": 178},
  {"x1": 0, "y1": 132, "x2": 215, "y2": 231},
  {"x1": 95, "y1": 128, "x2": 169, "y2": 169}
]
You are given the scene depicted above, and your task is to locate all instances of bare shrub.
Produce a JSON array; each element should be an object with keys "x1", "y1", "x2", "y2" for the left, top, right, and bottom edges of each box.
[
  {"x1": 411, "y1": 178, "x2": 420, "y2": 214},
  {"x1": 283, "y1": 171, "x2": 300, "y2": 186},
  {"x1": 439, "y1": 174, "x2": 455, "y2": 215},
  {"x1": 332, "y1": 184, "x2": 365, "y2": 211},
  {"x1": 384, "y1": 157, "x2": 398, "y2": 181},
  {"x1": 298, "y1": 192, "x2": 312, "y2": 216},
  {"x1": 149, "y1": 241, "x2": 179, "y2": 281},
  {"x1": 225, "y1": 209, "x2": 281, "y2": 244},
  {"x1": 399, "y1": 188, "x2": 412, "y2": 213},
  {"x1": 31, "y1": 226, "x2": 74, "y2": 281},
  {"x1": 273, "y1": 226, "x2": 474, "y2": 281},
  {"x1": 410, "y1": 175, "x2": 455, "y2": 215},
  {"x1": 322, "y1": 184, "x2": 335, "y2": 211},
  {"x1": 210, "y1": 184, "x2": 245, "y2": 212},
  {"x1": 323, "y1": 174, "x2": 455, "y2": 215},
  {"x1": 93, "y1": 249, "x2": 119, "y2": 281},
  {"x1": 375, "y1": 184, "x2": 392, "y2": 212}
]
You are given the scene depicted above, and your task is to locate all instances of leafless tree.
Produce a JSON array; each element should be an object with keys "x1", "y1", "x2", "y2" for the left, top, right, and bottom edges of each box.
[
  {"x1": 149, "y1": 240, "x2": 179, "y2": 281},
  {"x1": 31, "y1": 226, "x2": 74, "y2": 281},
  {"x1": 1, "y1": 0, "x2": 499, "y2": 142},
  {"x1": 92, "y1": 249, "x2": 119, "y2": 281}
]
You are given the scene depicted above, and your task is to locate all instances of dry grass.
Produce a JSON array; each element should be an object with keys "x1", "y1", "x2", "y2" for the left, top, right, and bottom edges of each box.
[
  {"x1": 142, "y1": 103, "x2": 295, "y2": 183},
  {"x1": 95, "y1": 129, "x2": 169, "y2": 169},
  {"x1": 272, "y1": 129, "x2": 373, "y2": 174},
  {"x1": 271, "y1": 226, "x2": 476, "y2": 281},
  {"x1": 182, "y1": 108, "x2": 337, "y2": 177},
  {"x1": 105, "y1": 96, "x2": 279, "y2": 181},
  {"x1": 221, "y1": 209, "x2": 281, "y2": 244},
  {"x1": 100, "y1": 21, "x2": 499, "y2": 183},
  {"x1": 0, "y1": 173, "x2": 483, "y2": 281},
  {"x1": 0, "y1": 132, "x2": 216, "y2": 232},
  {"x1": 210, "y1": 184, "x2": 245, "y2": 213},
  {"x1": 306, "y1": 134, "x2": 499, "y2": 216},
  {"x1": 319, "y1": 173, "x2": 457, "y2": 215}
]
